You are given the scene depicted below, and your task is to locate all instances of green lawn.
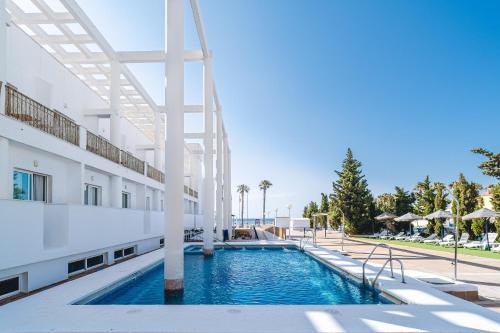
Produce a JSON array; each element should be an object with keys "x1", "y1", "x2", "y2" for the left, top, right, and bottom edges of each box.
[{"x1": 351, "y1": 237, "x2": 500, "y2": 260}]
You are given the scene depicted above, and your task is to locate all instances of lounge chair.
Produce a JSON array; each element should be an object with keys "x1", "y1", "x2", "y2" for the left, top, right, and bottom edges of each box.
[
  {"x1": 380, "y1": 230, "x2": 392, "y2": 240},
  {"x1": 407, "y1": 233, "x2": 422, "y2": 242},
  {"x1": 422, "y1": 234, "x2": 439, "y2": 244},
  {"x1": 492, "y1": 243, "x2": 500, "y2": 252},
  {"x1": 390, "y1": 232, "x2": 405, "y2": 240},
  {"x1": 395, "y1": 233, "x2": 409, "y2": 240},
  {"x1": 437, "y1": 234, "x2": 455, "y2": 246},
  {"x1": 441, "y1": 233, "x2": 469, "y2": 247},
  {"x1": 464, "y1": 233, "x2": 498, "y2": 250}
]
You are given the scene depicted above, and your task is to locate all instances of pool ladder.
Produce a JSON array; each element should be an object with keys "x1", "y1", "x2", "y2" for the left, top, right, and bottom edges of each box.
[
  {"x1": 362, "y1": 243, "x2": 405, "y2": 287},
  {"x1": 299, "y1": 233, "x2": 315, "y2": 251}
]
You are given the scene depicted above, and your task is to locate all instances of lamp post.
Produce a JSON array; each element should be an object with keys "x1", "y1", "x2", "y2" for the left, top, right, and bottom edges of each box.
[
  {"x1": 287, "y1": 204, "x2": 292, "y2": 218},
  {"x1": 337, "y1": 208, "x2": 346, "y2": 252},
  {"x1": 446, "y1": 185, "x2": 460, "y2": 281}
]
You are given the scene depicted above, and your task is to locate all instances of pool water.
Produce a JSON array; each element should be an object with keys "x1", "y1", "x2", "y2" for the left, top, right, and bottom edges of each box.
[{"x1": 83, "y1": 247, "x2": 390, "y2": 305}]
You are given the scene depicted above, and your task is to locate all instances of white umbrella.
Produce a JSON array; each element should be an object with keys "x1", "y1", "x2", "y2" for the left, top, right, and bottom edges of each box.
[
  {"x1": 424, "y1": 209, "x2": 453, "y2": 220},
  {"x1": 462, "y1": 208, "x2": 499, "y2": 249},
  {"x1": 395, "y1": 212, "x2": 422, "y2": 222},
  {"x1": 375, "y1": 212, "x2": 397, "y2": 221}
]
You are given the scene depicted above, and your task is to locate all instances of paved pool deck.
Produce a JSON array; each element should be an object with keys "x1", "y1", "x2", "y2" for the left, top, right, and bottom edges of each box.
[
  {"x1": 308, "y1": 230, "x2": 500, "y2": 313},
  {"x1": 1, "y1": 241, "x2": 499, "y2": 333}
]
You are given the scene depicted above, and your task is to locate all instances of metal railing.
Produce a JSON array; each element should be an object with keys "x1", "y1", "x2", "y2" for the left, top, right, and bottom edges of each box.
[
  {"x1": 86, "y1": 131, "x2": 120, "y2": 164},
  {"x1": 120, "y1": 150, "x2": 145, "y2": 174},
  {"x1": 146, "y1": 164, "x2": 165, "y2": 183},
  {"x1": 362, "y1": 243, "x2": 405, "y2": 286},
  {"x1": 5, "y1": 85, "x2": 79, "y2": 146}
]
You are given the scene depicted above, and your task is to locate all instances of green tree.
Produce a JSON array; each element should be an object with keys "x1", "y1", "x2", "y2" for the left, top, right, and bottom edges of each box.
[
  {"x1": 259, "y1": 180, "x2": 272, "y2": 225},
  {"x1": 450, "y1": 174, "x2": 483, "y2": 237},
  {"x1": 304, "y1": 201, "x2": 319, "y2": 227},
  {"x1": 394, "y1": 186, "x2": 415, "y2": 233},
  {"x1": 432, "y1": 182, "x2": 449, "y2": 237},
  {"x1": 319, "y1": 193, "x2": 329, "y2": 230},
  {"x1": 414, "y1": 176, "x2": 435, "y2": 216},
  {"x1": 490, "y1": 184, "x2": 500, "y2": 241},
  {"x1": 330, "y1": 148, "x2": 373, "y2": 234},
  {"x1": 471, "y1": 148, "x2": 500, "y2": 180},
  {"x1": 375, "y1": 193, "x2": 396, "y2": 214},
  {"x1": 236, "y1": 184, "x2": 249, "y2": 226}
]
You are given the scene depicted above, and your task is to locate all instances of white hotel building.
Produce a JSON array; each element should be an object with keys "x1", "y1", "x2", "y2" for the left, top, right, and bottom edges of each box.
[{"x1": 0, "y1": 0, "x2": 232, "y2": 299}]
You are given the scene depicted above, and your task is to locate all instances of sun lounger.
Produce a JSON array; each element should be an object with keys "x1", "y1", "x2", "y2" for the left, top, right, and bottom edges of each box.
[
  {"x1": 464, "y1": 233, "x2": 498, "y2": 249},
  {"x1": 406, "y1": 233, "x2": 422, "y2": 242},
  {"x1": 390, "y1": 232, "x2": 405, "y2": 240},
  {"x1": 437, "y1": 234, "x2": 455, "y2": 246},
  {"x1": 422, "y1": 234, "x2": 439, "y2": 244},
  {"x1": 395, "y1": 233, "x2": 409, "y2": 240},
  {"x1": 440, "y1": 233, "x2": 469, "y2": 247}
]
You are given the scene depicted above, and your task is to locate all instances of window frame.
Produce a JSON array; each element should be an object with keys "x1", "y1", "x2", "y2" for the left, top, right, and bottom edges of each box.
[
  {"x1": 122, "y1": 191, "x2": 131, "y2": 209},
  {"x1": 13, "y1": 169, "x2": 49, "y2": 203},
  {"x1": 84, "y1": 184, "x2": 102, "y2": 206},
  {"x1": 68, "y1": 253, "x2": 106, "y2": 276},
  {"x1": 0, "y1": 275, "x2": 21, "y2": 300}
]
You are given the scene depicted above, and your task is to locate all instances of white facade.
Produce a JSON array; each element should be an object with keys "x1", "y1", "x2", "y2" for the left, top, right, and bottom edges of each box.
[{"x1": 0, "y1": 5, "x2": 209, "y2": 297}]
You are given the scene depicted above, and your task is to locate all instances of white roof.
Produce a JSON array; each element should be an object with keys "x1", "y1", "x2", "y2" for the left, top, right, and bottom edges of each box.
[{"x1": 6, "y1": 0, "x2": 163, "y2": 141}]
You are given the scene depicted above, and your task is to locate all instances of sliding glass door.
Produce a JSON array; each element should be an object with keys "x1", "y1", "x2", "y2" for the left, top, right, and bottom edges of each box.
[{"x1": 13, "y1": 170, "x2": 47, "y2": 202}]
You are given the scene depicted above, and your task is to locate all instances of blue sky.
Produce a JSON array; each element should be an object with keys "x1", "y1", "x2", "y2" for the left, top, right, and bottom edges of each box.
[{"x1": 77, "y1": 0, "x2": 499, "y2": 218}]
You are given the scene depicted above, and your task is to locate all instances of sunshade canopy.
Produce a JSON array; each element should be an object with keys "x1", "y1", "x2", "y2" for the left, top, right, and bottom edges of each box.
[
  {"x1": 462, "y1": 208, "x2": 500, "y2": 221},
  {"x1": 375, "y1": 212, "x2": 397, "y2": 221},
  {"x1": 395, "y1": 212, "x2": 423, "y2": 222},
  {"x1": 424, "y1": 209, "x2": 453, "y2": 220}
]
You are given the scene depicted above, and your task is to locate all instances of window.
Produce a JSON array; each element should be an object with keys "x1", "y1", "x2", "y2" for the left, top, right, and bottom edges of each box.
[
  {"x1": 113, "y1": 246, "x2": 135, "y2": 261},
  {"x1": 123, "y1": 247, "x2": 134, "y2": 256},
  {"x1": 13, "y1": 170, "x2": 48, "y2": 202},
  {"x1": 0, "y1": 276, "x2": 20, "y2": 299},
  {"x1": 84, "y1": 184, "x2": 101, "y2": 206},
  {"x1": 146, "y1": 196, "x2": 151, "y2": 211},
  {"x1": 114, "y1": 250, "x2": 123, "y2": 259},
  {"x1": 68, "y1": 253, "x2": 105, "y2": 276},
  {"x1": 160, "y1": 238, "x2": 164, "y2": 247},
  {"x1": 68, "y1": 259, "x2": 85, "y2": 274},
  {"x1": 122, "y1": 192, "x2": 131, "y2": 208},
  {"x1": 86, "y1": 255, "x2": 104, "y2": 268},
  {"x1": 160, "y1": 200, "x2": 164, "y2": 212}
]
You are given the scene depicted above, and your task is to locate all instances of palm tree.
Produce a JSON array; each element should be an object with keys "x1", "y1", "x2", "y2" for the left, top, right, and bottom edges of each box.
[
  {"x1": 237, "y1": 184, "x2": 250, "y2": 226},
  {"x1": 259, "y1": 180, "x2": 273, "y2": 225}
]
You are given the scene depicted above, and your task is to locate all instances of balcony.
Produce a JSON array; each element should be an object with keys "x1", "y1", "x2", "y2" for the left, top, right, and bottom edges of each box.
[
  {"x1": 86, "y1": 131, "x2": 120, "y2": 164},
  {"x1": 5, "y1": 85, "x2": 79, "y2": 146},
  {"x1": 121, "y1": 150, "x2": 145, "y2": 175},
  {"x1": 3, "y1": 83, "x2": 165, "y2": 182},
  {"x1": 147, "y1": 164, "x2": 165, "y2": 184}
]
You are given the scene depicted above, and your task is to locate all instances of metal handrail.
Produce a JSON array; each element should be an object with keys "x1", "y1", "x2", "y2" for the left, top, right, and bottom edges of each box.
[
  {"x1": 372, "y1": 258, "x2": 405, "y2": 287},
  {"x1": 299, "y1": 233, "x2": 314, "y2": 251},
  {"x1": 362, "y1": 243, "x2": 394, "y2": 285}
]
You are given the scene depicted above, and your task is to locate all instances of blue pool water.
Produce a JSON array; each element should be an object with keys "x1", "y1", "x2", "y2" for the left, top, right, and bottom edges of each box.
[{"x1": 83, "y1": 247, "x2": 390, "y2": 305}]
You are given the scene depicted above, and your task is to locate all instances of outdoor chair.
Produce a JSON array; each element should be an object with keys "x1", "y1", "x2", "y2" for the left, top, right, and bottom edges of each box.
[
  {"x1": 422, "y1": 234, "x2": 439, "y2": 244},
  {"x1": 464, "y1": 233, "x2": 498, "y2": 250},
  {"x1": 440, "y1": 233, "x2": 469, "y2": 247},
  {"x1": 437, "y1": 234, "x2": 455, "y2": 246},
  {"x1": 390, "y1": 232, "x2": 405, "y2": 240}
]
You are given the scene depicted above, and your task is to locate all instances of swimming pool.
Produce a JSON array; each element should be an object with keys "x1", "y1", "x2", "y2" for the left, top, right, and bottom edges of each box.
[{"x1": 80, "y1": 246, "x2": 390, "y2": 305}]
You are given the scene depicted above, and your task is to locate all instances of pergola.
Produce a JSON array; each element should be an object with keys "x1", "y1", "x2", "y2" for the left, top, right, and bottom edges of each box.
[{"x1": 2, "y1": 0, "x2": 232, "y2": 293}]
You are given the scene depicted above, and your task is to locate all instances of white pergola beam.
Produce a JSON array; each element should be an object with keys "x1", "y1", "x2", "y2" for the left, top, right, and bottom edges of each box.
[
  {"x1": 116, "y1": 49, "x2": 204, "y2": 63},
  {"x1": 158, "y1": 105, "x2": 204, "y2": 114}
]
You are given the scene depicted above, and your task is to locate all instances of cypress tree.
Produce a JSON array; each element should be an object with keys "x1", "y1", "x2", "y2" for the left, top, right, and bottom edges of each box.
[
  {"x1": 331, "y1": 148, "x2": 372, "y2": 234},
  {"x1": 319, "y1": 193, "x2": 329, "y2": 230},
  {"x1": 451, "y1": 174, "x2": 483, "y2": 237}
]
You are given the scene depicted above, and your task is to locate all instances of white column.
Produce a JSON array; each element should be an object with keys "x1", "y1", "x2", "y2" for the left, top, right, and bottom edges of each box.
[
  {"x1": 215, "y1": 111, "x2": 223, "y2": 241},
  {"x1": 110, "y1": 175, "x2": 122, "y2": 208},
  {"x1": 0, "y1": 0, "x2": 7, "y2": 115},
  {"x1": 223, "y1": 135, "x2": 230, "y2": 234},
  {"x1": 227, "y1": 148, "x2": 232, "y2": 237},
  {"x1": 154, "y1": 110, "x2": 161, "y2": 169},
  {"x1": 110, "y1": 60, "x2": 121, "y2": 147},
  {"x1": 0, "y1": 137, "x2": 10, "y2": 199},
  {"x1": 164, "y1": 0, "x2": 184, "y2": 293},
  {"x1": 202, "y1": 57, "x2": 214, "y2": 255}
]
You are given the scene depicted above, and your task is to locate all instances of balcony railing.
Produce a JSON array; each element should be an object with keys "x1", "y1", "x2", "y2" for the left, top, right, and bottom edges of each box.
[
  {"x1": 86, "y1": 131, "x2": 120, "y2": 164},
  {"x1": 147, "y1": 164, "x2": 165, "y2": 183},
  {"x1": 121, "y1": 150, "x2": 145, "y2": 175},
  {"x1": 5, "y1": 85, "x2": 79, "y2": 146}
]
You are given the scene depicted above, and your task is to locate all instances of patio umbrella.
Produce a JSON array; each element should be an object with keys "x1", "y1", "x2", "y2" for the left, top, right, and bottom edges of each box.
[
  {"x1": 395, "y1": 213, "x2": 422, "y2": 234},
  {"x1": 462, "y1": 208, "x2": 500, "y2": 249},
  {"x1": 375, "y1": 212, "x2": 397, "y2": 233},
  {"x1": 424, "y1": 210, "x2": 453, "y2": 238}
]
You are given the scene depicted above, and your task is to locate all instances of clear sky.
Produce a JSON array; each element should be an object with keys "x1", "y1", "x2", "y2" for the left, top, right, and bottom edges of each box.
[{"x1": 77, "y1": 0, "x2": 499, "y2": 218}]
